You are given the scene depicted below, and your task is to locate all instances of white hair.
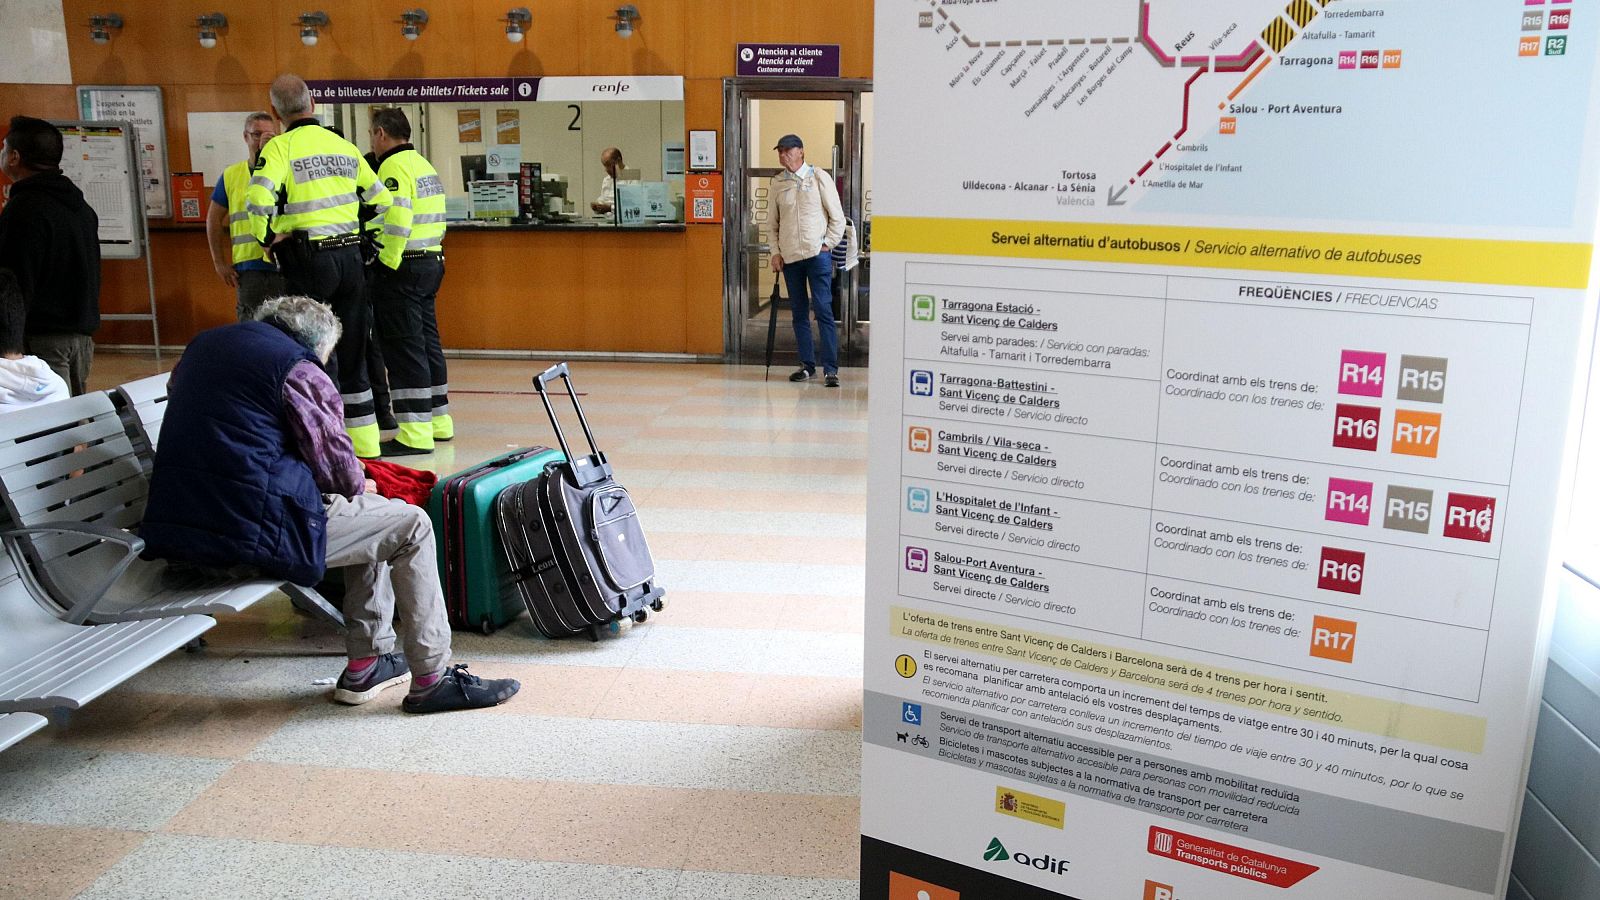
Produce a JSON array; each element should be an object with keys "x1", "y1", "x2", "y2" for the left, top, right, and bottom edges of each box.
[
  {"x1": 255, "y1": 295, "x2": 341, "y2": 362},
  {"x1": 269, "y1": 76, "x2": 312, "y2": 119}
]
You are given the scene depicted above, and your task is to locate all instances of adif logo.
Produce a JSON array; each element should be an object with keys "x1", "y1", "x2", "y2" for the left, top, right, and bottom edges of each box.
[
  {"x1": 980, "y1": 837, "x2": 1069, "y2": 875},
  {"x1": 1144, "y1": 880, "x2": 1180, "y2": 900}
]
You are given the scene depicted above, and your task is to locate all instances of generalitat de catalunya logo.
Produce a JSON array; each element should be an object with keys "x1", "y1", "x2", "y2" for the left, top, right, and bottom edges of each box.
[{"x1": 981, "y1": 837, "x2": 1069, "y2": 875}]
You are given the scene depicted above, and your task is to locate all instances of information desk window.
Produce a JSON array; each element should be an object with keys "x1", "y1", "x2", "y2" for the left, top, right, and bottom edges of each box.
[{"x1": 316, "y1": 78, "x2": 686, "y2": 228}]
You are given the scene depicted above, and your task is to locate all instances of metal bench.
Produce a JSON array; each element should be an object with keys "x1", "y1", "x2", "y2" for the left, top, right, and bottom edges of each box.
[
  {"x1": 0, "y1": 391, "x2": 340, "y2": 627},
  {"x1": 110, "y1": 371, "x2": 169, "y2": 472},
  {"x1": 0, "y1": 712, "x2": 47, "y2": 752},
  {"x1": 0, "y1": 536, "x2": 212, "y2": 713}
]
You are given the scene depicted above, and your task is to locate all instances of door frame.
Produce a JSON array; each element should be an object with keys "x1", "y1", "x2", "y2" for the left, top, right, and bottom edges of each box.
[{"x1": 721, "y1": 77, "x2": 873, "y2": 362}]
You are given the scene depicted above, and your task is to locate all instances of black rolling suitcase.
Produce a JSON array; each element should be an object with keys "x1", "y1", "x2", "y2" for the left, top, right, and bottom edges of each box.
[
  {"x1": 494, "y1": 362, "x2": 665, "y2": 639},
  {"x1": 494, "y1": 478, "x2": 594, "y2": 639}
]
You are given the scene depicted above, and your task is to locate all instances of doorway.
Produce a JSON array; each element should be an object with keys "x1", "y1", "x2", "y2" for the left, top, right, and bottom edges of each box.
[{"x1": 723, "y1": 79, "x2": 873, "y2": 370}]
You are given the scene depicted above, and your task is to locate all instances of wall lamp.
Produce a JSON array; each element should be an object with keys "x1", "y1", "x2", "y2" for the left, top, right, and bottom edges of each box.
[
  {"x1": 399, "y1": 9, "x2": 428, "y2": 41},
  {"x1": 298, "y1": 11, "x2": 330, "y2": 47},
  {"x1": 196, "y1": 13, "x2": 227, "y2": 49},
  {"x1": 612, "y1": 5, "x2": 640, "y2": 39},
  {"x1": 504, "y1": 7, "x2": 531, "y2": 44},
  {"x1": 89, "y1": 13, "x2": 123, "y2": 45}
]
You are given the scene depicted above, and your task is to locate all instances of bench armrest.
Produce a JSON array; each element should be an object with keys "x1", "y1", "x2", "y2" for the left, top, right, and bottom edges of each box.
[{"x1": 2, "y1": 522, "x2": 143, "y2": 625}]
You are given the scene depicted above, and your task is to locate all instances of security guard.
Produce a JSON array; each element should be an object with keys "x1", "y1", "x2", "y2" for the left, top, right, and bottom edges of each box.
[
  {"x1": 365, "y1": 108, "x2": 451, "y2": 456},
  {"x1": 204, "y1": 111, "x2": 282, "y2": 321},
  {"x1": 245, "y1": 74, "x2": 392, "y2": 458}
]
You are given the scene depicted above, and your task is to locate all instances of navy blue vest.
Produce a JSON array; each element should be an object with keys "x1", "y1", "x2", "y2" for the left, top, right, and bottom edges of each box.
[{"x1": 141, "y1": 320, "x2": 327, "y2": 585}]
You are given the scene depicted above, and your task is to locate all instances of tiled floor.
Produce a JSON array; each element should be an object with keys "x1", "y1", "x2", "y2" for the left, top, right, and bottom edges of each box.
[{"x1": 0, "y1": 354, "x2": 867, "y2": 900}]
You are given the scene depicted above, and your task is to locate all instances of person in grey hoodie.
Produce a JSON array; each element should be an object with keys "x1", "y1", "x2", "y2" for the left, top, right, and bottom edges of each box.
[{"x1": 0, "y1": 268, "x2": 68, "y2": 413}]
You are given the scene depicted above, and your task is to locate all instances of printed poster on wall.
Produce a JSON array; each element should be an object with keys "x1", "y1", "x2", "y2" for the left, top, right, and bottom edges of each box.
[
  {"x1": 457, "y1": 109, "x2": 483, "y2": 143},
  {"x1": 864, "y1": 3, "x2": 1600, "y2": 899},
  {"x1": 78, "y1": 85, "x2": 169, "y2": 218},
  {"x1": 495, "y1": 109, "x2": 521, "y2": 144}
]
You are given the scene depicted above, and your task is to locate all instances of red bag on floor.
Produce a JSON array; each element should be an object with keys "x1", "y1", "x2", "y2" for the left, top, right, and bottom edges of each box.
[{"x1": 363, "y1": 459, "x2": 437, "y2": 507}]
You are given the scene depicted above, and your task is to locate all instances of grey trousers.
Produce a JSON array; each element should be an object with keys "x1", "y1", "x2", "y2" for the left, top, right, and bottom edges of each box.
[
  {"x1": 27, "y1": 332, "x2": 94, "y2": 395},
  {"x1": 324, "y1": 492, "x2": 452, "y2": 677},
  {"x1": 236, "y1": 269, "x2": 287, "y2": 322}
]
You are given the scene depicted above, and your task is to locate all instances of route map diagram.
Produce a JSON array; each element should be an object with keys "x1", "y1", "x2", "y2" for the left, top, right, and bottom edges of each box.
[{"x1": 878, "y1": 0, "x2": 1599, "y2": 232}]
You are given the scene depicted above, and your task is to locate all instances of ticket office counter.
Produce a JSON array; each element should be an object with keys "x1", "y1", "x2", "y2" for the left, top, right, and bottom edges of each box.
[{"x1": 113, "y1": 79, "x2": 715, "y2": 354}]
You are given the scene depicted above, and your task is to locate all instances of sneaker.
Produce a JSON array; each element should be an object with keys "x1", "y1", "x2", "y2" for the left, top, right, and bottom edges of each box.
[
  {"x1": 332, "y1": 652, "x2": 410, "y2": 705},
  {"x1": 401, "y1": 664, "x2": 521, "y2": 714},
  {"x1": 824, "y1": 373, "x2": 840, "y2": 388},
  {"x1": 379, "y1": 438, "x2": 431, "y2": 457},
  {"x1": 788, "y1": 367, "x2": 814, "y2": 383}
]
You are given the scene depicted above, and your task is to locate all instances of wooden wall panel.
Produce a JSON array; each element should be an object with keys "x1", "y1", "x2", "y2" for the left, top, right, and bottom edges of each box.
[
  {"x1": 684, "y1": 224, "x2": 725, "y2": 355},
  {"x1": 576, "y1": 0, "x2": 686, "y2": 77},
  {"x1": 470, "y1": 0, "x2": 586, "y2": 76}
]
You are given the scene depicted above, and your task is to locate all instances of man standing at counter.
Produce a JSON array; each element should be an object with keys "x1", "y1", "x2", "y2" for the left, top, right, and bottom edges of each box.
[
  {"x1": 245, "y1": 74, "x2": 393, "y2": 459},
  {"x1": 769, "y1": 134, "x2": 845, "y2": 388},
  {"x1": 206, "y1": 112, "x2": 282, "y2": 321},
  {"x1": 366, "y1": 109, "x2": 452, "y2": 457}
]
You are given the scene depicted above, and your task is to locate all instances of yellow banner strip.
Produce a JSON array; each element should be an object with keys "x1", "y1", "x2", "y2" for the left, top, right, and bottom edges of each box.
[
  {"x1": 893, "y1": 606, "x2": 1486, "y2": 754},
  {"x1": 875, "y1": 216, "x2": 1593, "y2": 290}
]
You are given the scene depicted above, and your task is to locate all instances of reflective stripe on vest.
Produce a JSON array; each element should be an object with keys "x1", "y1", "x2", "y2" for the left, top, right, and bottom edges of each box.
[
  {"x1": 373, "y1": 149, "x2": 447, "y2": 270},
  {"x1": 245, "y1": 123, "x2": 390, "y2": 245},
  {"x1": 224, "y1": 161, "x2": 267, "y2": 265}
]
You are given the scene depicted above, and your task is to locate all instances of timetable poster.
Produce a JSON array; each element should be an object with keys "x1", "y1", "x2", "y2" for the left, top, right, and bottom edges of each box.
[{"x1": 863, "y1": 2, "x2": 1600, "y2": 899}]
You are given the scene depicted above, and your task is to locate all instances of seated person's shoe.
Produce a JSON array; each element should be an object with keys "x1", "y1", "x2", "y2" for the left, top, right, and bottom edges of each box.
[
  {"x1": 402, "y1": 664, "x2": 521, "y2": 714},
  {"x1": 332, "y1": 652, "x2": 410, "y2": 705},
  {"x1": 379, "y1": 438, "x2": 432, "y2": 457}
]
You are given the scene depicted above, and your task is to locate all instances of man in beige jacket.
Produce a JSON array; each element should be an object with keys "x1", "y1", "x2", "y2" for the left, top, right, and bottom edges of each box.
[{"x1": 769, "y1": 134, "x2": 845, "y2": 387}]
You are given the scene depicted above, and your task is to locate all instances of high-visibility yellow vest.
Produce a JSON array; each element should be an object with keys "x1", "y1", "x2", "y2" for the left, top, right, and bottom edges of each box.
[
  {"x1": 371, "y1": 146, "x2": 447, "y2": 270},
  {"x1": 223, "y1": 161, "x2": 268, "y2": 266},
  {"x1": 244, "y1": 121, "x2": 391, "y2": 245}
]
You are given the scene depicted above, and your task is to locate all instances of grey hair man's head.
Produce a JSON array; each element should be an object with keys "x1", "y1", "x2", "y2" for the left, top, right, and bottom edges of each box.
[
  {"x1": 255, "y1": 295, "x2": 341, "y2": 363},
  {"x1": 269, "y1": 74, "x2": 313, "y2": 120}
]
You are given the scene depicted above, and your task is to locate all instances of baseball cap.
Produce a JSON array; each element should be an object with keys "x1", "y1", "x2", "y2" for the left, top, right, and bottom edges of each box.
[{"x1": 774, "y1": 134, "x2": 804, "y2": 150}]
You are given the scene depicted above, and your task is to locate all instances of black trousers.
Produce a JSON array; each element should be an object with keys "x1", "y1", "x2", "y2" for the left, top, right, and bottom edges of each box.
[
  {"x1": 280, "y1": 243, "x2": 375, "y2": 431},
  {"x1": 370, "y1": 254, "x2": 448, "y2": 445}
]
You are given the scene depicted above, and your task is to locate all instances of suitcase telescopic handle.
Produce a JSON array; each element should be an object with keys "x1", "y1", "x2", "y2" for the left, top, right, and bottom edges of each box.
[{"x1": 533, "y1": 362, "x2": 602, "y2": 466}]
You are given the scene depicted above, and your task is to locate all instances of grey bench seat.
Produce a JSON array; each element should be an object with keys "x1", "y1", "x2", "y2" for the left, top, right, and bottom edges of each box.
[
  {"x1": 0, "y1": 712, "x2": 47, "y2": 752},
  {"x1": 111, "y1": 371, "x2": 169, "y2": 472},
  {"x1": 0, "y1": 392, "x2": 334, "y2": 625},
  {"x1": 0, "y1": 540, "x2": 212, "y2": 713}
]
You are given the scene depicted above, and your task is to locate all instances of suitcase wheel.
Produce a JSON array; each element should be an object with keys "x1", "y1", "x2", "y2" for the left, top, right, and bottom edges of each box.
[
  {"x1": 650, "y1": 598, "x2": 666, "y2": 612},
  {"x1": 632, "y1": 610, "x2": 649, "y2": 624},
  {"x1": 480, "y1": 618, "x2": 494, "y2": 635}
]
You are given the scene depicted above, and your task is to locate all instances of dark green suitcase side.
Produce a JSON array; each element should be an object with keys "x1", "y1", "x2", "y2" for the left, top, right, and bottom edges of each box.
[{"x1": 427, "y1": 446, "x2": 564, "y2": 633}]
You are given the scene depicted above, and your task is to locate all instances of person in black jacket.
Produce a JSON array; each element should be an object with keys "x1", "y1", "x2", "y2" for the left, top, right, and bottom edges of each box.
[{"x1": 0, "y1": 116, "x2": 100, "y2": 395}]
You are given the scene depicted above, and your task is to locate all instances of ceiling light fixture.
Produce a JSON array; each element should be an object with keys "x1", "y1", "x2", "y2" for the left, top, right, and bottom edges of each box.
[
  {"x1": 195, "y1": 13, "x2": 227, "y2": 49},
  {"x1": 297, "y1": 11, "x2": 329, "y2": 47},
  {"x1": 89, "y1": 13, "x2": 123, "y2": 45},
  {"x1": 504, "y1": 7, "x2": 531, "y2": 44},
  {"x1": 399, "y1": 9, "x2": 428, "y2": 41},
  {"x1": 612, "y1": 5, "x2": 640, "y2": 39}
]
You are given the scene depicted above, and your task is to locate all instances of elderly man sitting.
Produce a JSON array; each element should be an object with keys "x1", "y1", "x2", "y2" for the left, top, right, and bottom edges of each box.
[{"x1": 140, "y1": 296, "x2": 519, "y2": 714}]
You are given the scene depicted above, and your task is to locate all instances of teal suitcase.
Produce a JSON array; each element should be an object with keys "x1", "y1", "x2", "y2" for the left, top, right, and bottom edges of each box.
[{"x1": 427, "y1": 445, "x2": 564, "y2": 633}]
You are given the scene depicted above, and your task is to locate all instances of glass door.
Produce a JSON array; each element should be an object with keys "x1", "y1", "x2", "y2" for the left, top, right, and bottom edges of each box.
[{"x1": 724, "y1": 80, "x2": 872, "y2": 369}]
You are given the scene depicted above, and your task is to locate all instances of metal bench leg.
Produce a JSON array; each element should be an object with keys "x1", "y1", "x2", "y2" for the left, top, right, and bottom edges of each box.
[{"x1": 282, "y1": 583, "x2": 346, "y2": 629}]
